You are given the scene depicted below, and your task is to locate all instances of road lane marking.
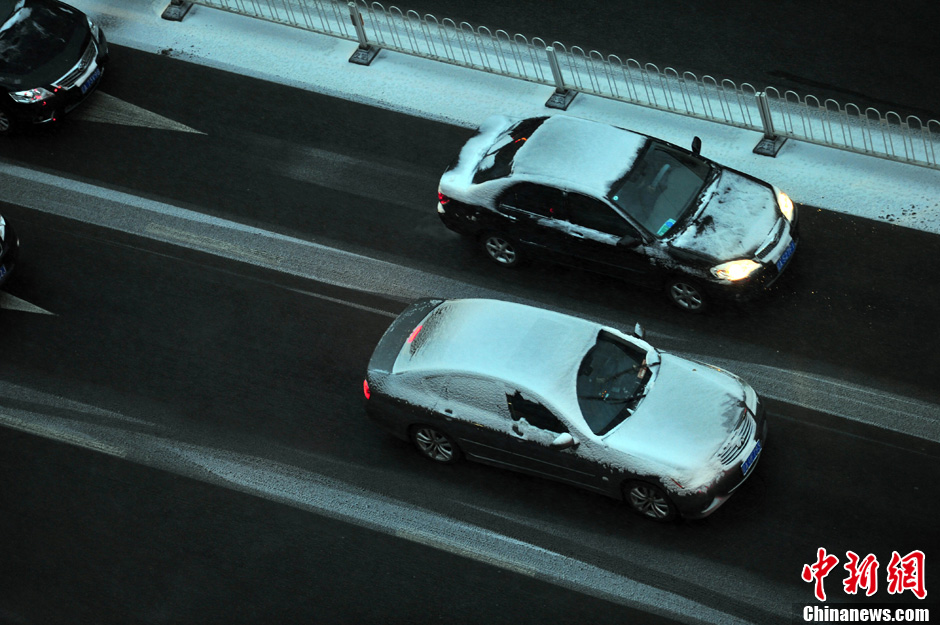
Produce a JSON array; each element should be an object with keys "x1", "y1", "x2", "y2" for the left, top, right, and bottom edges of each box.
[
  {"x1": 0, "y1": 159, "x2": 936, "y2": 442},
  {"x1": 285, "y1": 287, "x2": 397, "y2": 318},
  {"x1": 71, "y1": 92, "x2": 206, "y2": 134},
  {"x1": 0, "y1": 292, "x2": 55, "y2": 315},
  {"x1": 0, "y1": 403, "x2": 754, "y2": 625}
]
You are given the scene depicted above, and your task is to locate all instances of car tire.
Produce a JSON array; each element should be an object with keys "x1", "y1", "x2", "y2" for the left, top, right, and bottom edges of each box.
[
  {"x1": 0, "y1": 108, "x2": 17, "y2": 136},
  {"x1": 624, "y1": 481, "x2": 678, "y2": 522},
  {"x1": 410, "y1": 424, "x2": 461, "y2": 464},
  {"x1": 480, "y1": 232, "x2": 522, "y2": 268},
  {"x1": 665, "y1": 277, "x2": 708, "y2": 313}
]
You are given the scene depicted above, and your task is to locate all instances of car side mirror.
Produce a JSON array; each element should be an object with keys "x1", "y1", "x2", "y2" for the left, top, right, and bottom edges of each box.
[
  {"x1": 633, "y1": 323, "x2": 645, "y2": 339},
  {"x1": 692, "y1": 136, "x2": 702, "y2": 156},
  {"x1": 550, "y1": 433, "x2": 579, "y2": 450},
  {"x1": 618, "y1": 235, "x2": 640, "y2": 249}
]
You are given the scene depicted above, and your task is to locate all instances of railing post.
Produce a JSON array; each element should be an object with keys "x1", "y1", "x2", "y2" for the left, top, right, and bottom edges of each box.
[
  {"x1": 753, "y1": 91, "x2": 787, "y2": 156},
  {"x1": 161, "y1": 0, "x2": 193, "y2": 21},
  {"x1": 544, "y1": 47, "x2": 576, "y2": 110},
  {"x1": 348, "y1": 2, "x2": 379, "y2": 66}
]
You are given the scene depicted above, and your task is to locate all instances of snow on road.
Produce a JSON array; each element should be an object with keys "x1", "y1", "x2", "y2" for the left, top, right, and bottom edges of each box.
[{"x1": 72, "y1": 0, "x2": 940, "y2": 234}]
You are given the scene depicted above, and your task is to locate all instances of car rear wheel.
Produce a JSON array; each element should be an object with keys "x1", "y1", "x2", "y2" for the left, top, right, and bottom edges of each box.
[
  {"x1": 480, "y1": 232, "x2": 522, "y2": 267},
  {"x1": 0, "y1": 109, "x2": 15, "y2": 136},
  {"x1": 624, "y1": 481, "x2": 678, "y2": 522},
  {"x1": 665, "y1": 277, "x2": 707, "y2": 313},
  {"x1": 410, "y1": 425, "x2": 461, "y2": 464}
]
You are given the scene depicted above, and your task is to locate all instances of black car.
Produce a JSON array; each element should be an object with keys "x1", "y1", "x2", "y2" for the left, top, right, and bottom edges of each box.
[
  {"x1": 0, "y1": 213, "x2": 19, "y2": 287},
  {"x1": 437, "y1": 115, "x2": 799, "y2": 312},
  {"x1": 0, "y1": 0, "x2": 109, "y2": 135}
]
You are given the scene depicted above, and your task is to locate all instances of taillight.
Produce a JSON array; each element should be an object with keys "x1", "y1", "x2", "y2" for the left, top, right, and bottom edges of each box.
[
  {"x1": 363, "y1": 379, "x2": 370, "y2": 400},
  {"x1": 406, "y1": 324, "x2": 423, "y2": 343},
  {"x1": 438, "y1": 191, "x2": 450, "y2": 205}
]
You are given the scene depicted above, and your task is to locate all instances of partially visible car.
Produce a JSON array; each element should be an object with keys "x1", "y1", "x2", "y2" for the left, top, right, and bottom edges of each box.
[
  {"x1": 364, "y1": 298, "x2": 767, "y2": 521},
  {"x1": 0, "y1": 213, "x2": 19, "y2": 287},
  {"x1": 0, "y1": 0, "x2": 109, "y2": 135},
  {"x1": 437, "y1": 115, "x2": 799, "y2": 312}
]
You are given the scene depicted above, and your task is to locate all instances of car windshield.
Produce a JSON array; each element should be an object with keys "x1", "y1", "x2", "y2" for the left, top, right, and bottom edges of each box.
[
  {"x1": 576, "y1": 333, "x2": 652, "y2": 436},
  {"x1": 609, "y1": 141, "x2": 715, "y2": 238},
  {"x1": 472, "y1": 117, "x2": 547, "y2": 184}
]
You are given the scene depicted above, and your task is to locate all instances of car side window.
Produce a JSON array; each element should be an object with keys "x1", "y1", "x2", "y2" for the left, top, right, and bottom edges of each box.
[
  {"x1": 507, "y1": 390, "x2": 567, "y2": 434},
  {"x1": 566, "y1": 193, "x2": 635, "y2": 237},
  {"x1": 438, "y1": 376, "x2": 512, "y2": 422},
  {"x1": 500, "y1": 183, "x2": 566, "y2": 219}
]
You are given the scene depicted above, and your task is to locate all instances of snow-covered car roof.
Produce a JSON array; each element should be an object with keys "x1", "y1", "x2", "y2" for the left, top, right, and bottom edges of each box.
[
  {"x1": 393, "y1": 298, "x2": 600, "y2": 416},
  {"x1": 439, "y1": 115, "x2": 648, "y2": 207},
  {"x1": 511, "y1": 115, "x2": 647, "y2": 194}
]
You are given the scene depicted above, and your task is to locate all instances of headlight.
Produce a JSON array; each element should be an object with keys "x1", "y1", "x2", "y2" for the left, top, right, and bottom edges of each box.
[
  {"x1": 776, "y1": 189, "x2": 795, "y2": 222},
  {"x1": 711, "y1": 259, "x2": 761, "y2": 281},
  {"x1": 9, "y1": 87, "x2": 54, "y2": 104},
  {"x1": 86, "y1": 16, "x2": 100, "y2": 41}
]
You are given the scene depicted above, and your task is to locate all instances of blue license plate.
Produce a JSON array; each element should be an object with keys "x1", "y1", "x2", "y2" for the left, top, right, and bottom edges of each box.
[
  {"x1": 81, "y1": 67, "x2": 102, "y2": 94},
  {"x1": 741, "y1": 440, "x2": 762, "y2": 475},
  {"x1": 775, "y1": 240, "x2": 796, "y2": 271}
]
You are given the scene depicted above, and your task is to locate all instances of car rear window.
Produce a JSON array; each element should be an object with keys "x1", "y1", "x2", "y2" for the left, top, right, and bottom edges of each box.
[{"x1": 472, "y1": 117, "x2": 547, "y2": 184}]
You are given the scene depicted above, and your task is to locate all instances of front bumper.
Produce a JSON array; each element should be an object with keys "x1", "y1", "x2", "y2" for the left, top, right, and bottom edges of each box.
[
  {"x1": 680, "y1": 399, "x2": 769, "y2": 519},
  {"x1": 4, "y1": 29, "x2": 109, "y2": 127}
]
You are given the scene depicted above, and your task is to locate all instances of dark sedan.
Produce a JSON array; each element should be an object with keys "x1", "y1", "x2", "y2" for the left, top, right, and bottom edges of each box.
[
  {"x1": 437, "y1": 115, "x2": 799, "y2": 312},
  {"x1": 0, "y1": 213, "x2": 19, "y2": 287},
  {"x1": 364, "y1": 298, "x2": 768, "y2": 521},
  {"x1": 0, "y1": 0, "x2": 109, "y2": 134}
]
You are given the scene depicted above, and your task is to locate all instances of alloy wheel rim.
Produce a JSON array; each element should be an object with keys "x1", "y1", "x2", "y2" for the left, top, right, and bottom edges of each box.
[
  {"x1": 415, "y1": 428, "x2": 454, "y2": 462},
  {"x1": 670, "y1": 283, "x2": 703, "y2": 310},
  {"x1": 0, "y1": 112, "x2": 9, "y2": 133},
  {"x1": 629, "y1": 485, "x2": 671, "y2": 518},
  {"x1": 485, "y1": 237, "x2": 516, "y2": 265}
]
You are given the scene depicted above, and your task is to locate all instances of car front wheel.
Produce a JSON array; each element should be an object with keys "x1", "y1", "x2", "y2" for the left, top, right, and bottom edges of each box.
[
  {"x1": 480, "y1": 232, "x2": 522, "y2": 267},
  {"x1": 410, "y1": 425, "x2": 461, "y2": 464},
  {"x1": 665, "y1": 277, "x2": 707, "y2": 313},
  {"x1": 624, "y1": 481, "x2": 678, "y2": 522}
]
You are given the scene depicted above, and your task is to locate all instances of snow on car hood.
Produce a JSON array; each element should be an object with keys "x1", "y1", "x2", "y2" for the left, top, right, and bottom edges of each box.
[
  {"x1": 0, "y1": 0, "x2": 88, "y2": 88},
  {"x1": 602, "y1": 352, "x2": 746, "y2": 485},
  {"x1": 668, "y1": 169, "x2": 780, "y2": 262}
]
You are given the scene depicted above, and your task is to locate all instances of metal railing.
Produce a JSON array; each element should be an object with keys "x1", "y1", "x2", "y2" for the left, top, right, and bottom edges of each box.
[{"x1": 185, "y1": 0, "x2": 940, "y2": 170}]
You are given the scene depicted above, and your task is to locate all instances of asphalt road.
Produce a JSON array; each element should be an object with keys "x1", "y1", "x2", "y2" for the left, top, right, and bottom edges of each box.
[{"x1": 1, "y1": 45, "x2": 938, "y2": 623}]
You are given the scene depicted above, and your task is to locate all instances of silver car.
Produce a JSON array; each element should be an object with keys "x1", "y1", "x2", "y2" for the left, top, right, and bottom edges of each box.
[{"x1": 363, "y1": 298, "x2": 767, "y2": 521}]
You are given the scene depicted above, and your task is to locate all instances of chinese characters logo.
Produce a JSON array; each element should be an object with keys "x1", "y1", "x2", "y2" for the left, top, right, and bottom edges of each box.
[{"x1": 802, "y1": 548, "x2": 926, "y2": 601}]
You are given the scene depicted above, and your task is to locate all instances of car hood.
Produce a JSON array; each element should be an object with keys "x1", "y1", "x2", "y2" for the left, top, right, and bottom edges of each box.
[
  {"x1": 602, "y1": 353, "x2": 746, "y2": 480},
  {"x1": 0, "y1": 0, "x2": 89, "y2": 89},
  {"x1": 667, "y1": 169, "x2": 781, "y2": 262}
]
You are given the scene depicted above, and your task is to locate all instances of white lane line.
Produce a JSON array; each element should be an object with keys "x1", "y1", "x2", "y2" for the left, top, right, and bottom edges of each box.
[
  {"x1": 0, "y1": 380, "x2": 154, "y2": 427},
  {"x1": 285, "y1": 287, "x2": 397, "y2": 318},
  {"x1": 694, "y1": 354, "x2": 940, "y2": 442},
  {"x1": 71, "y1": 92, "x2": 206, "y2": 134},
  {"x1": 0, "y1": 406, "x2": 753, "y2": 625},
  {"x1": 1, "y1": 159, "x2": 936, "y2": 441},
  {"x1": 455, "y1": 500, "x2": 797, "y2": 621},
  {"x1": 0, "y1": 292, "x2": 55, "y2": 315}
]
